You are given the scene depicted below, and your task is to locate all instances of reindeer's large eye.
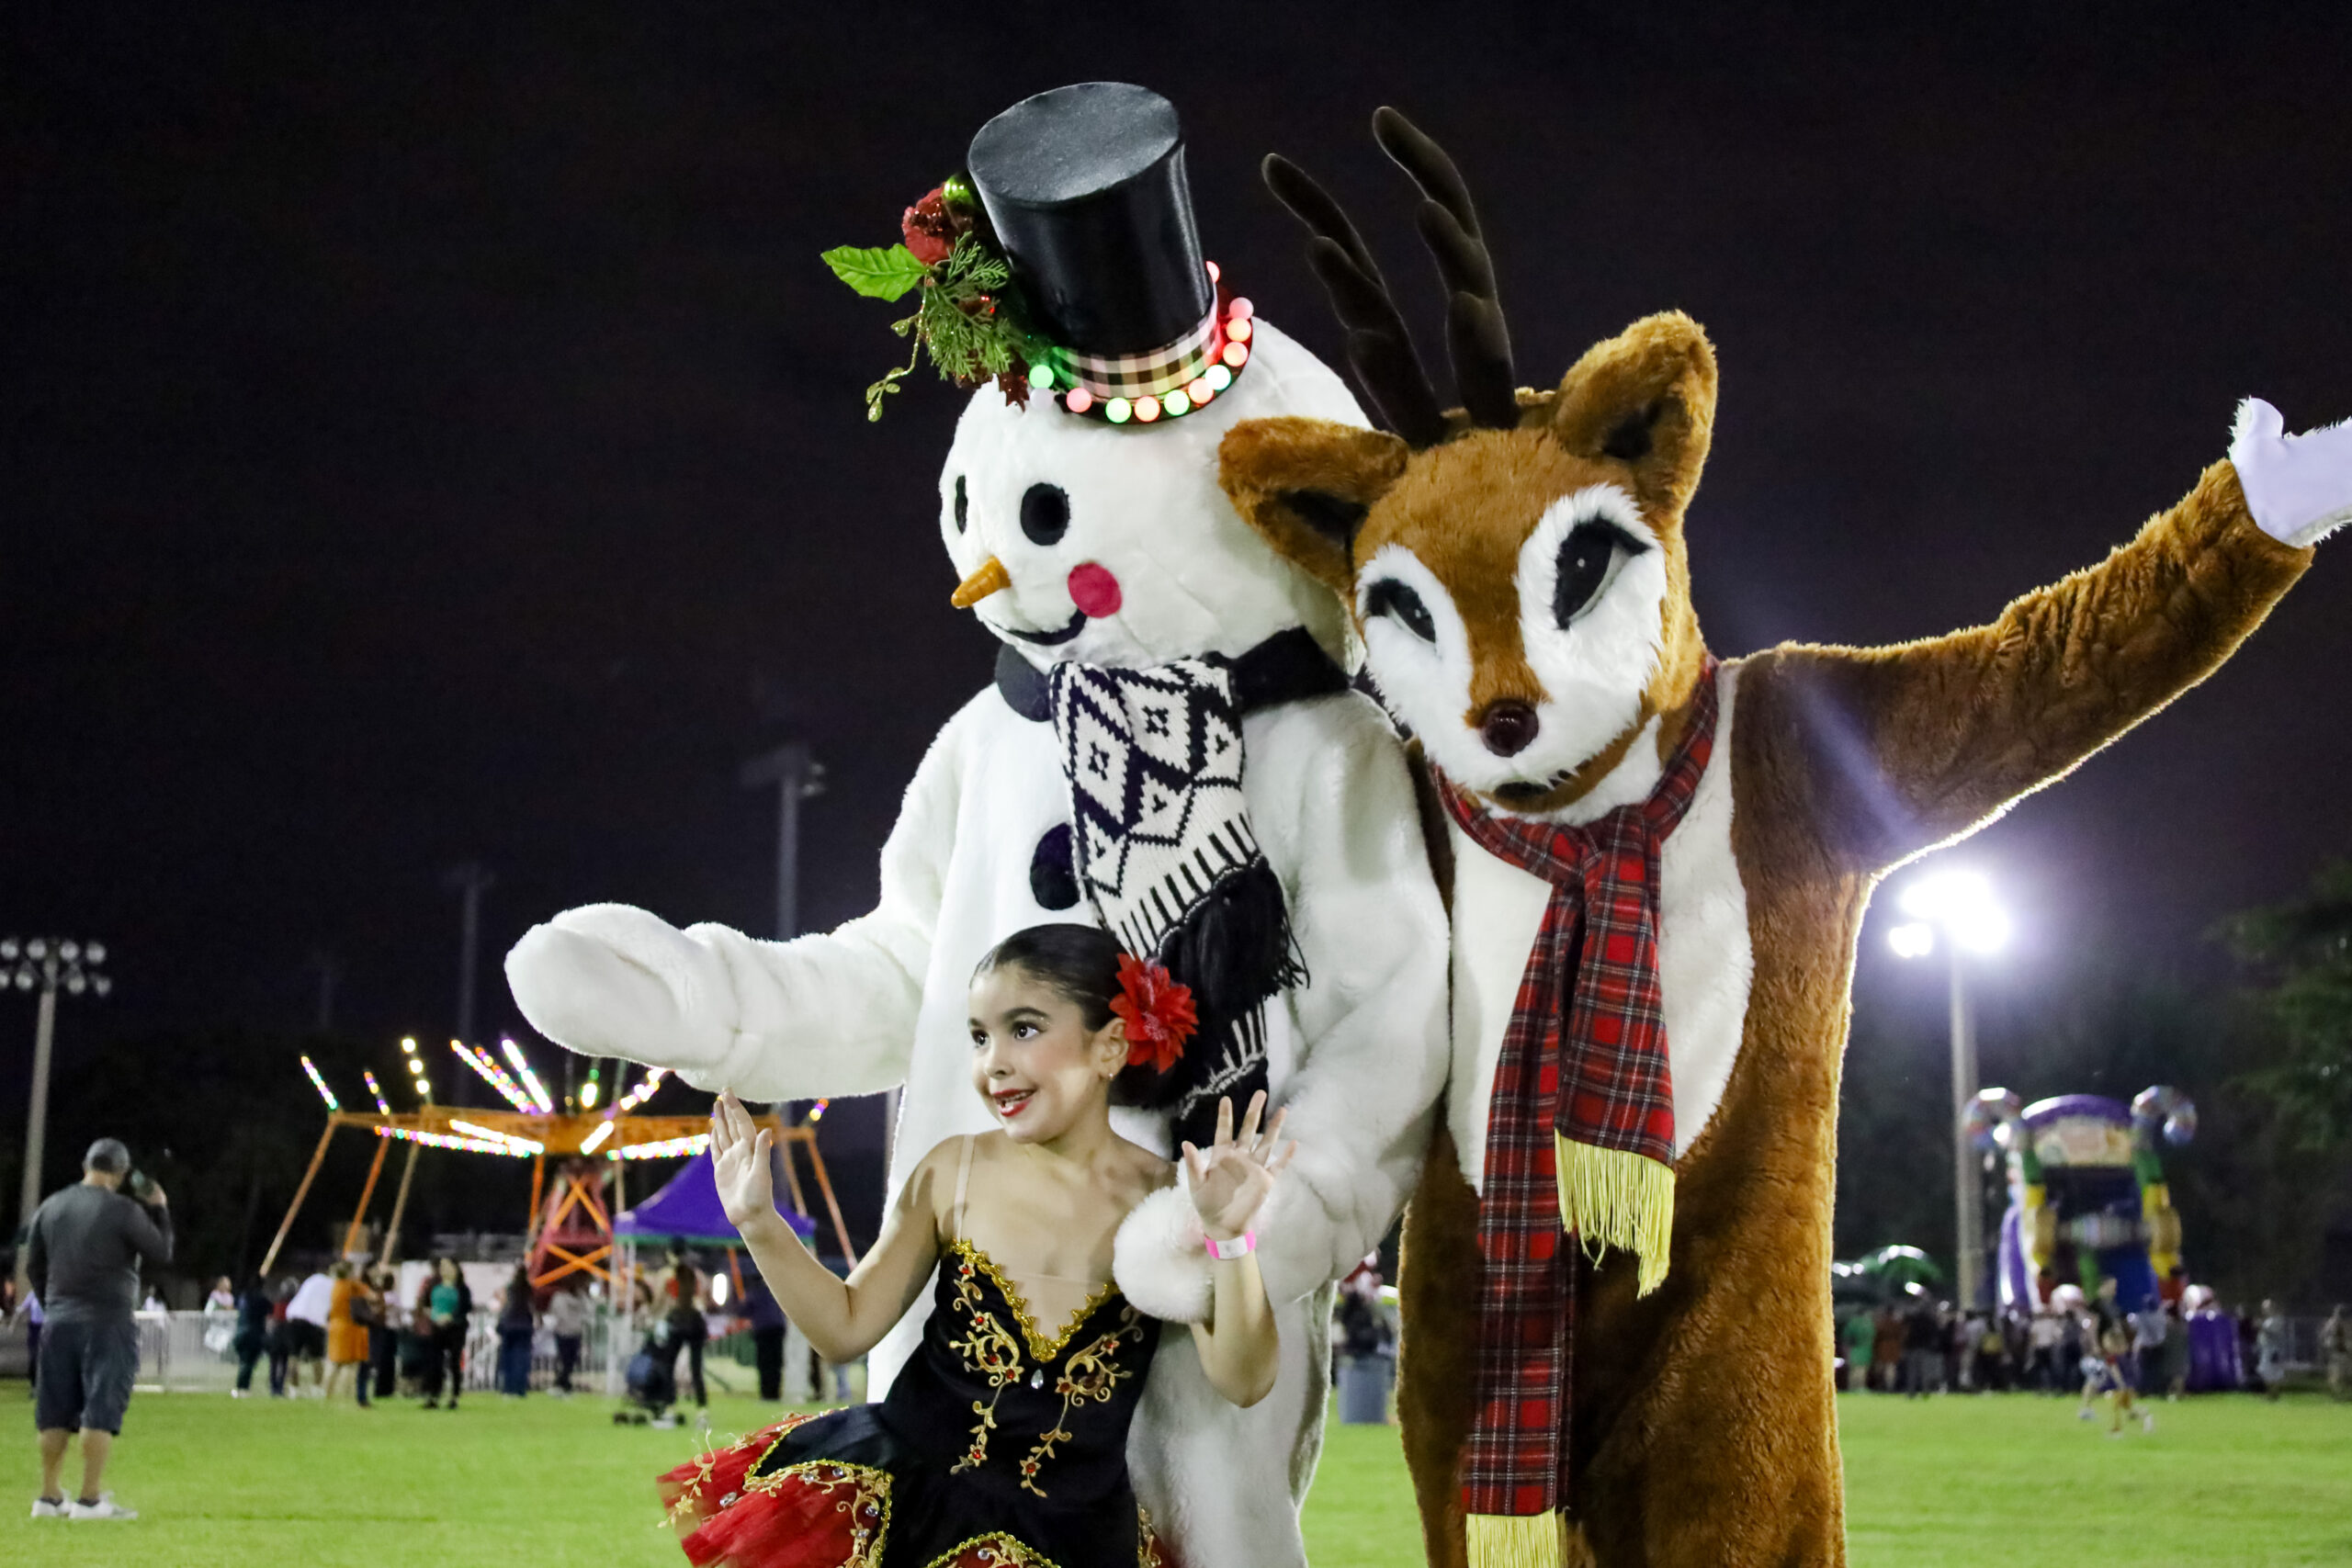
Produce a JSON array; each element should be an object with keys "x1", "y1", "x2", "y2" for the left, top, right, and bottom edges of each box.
[
  {"x1": 1020, "y1": 483, "x2": 1069, "y2": 546},
  {"x1": 952, "y1": 475, "x2": 967, "y2": 534},
  {"x1": 1555, "y1": 520, "x2": 1647, "y2": 627},
  {"x1": 1363, "y1": 579, "x2": 1437, "y2": 643}
]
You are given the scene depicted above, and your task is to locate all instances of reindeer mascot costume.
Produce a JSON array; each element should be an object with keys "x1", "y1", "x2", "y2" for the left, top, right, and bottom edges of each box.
[
  {"x1": 1216, "y1": 110, "x2": 2352, "y2": 1568},
  {"x1": 506, "y1": 86, "x2": 1449, "y2": 1568}
]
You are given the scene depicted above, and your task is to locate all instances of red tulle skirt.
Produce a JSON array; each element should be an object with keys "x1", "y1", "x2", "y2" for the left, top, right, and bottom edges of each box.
[{"x1": 659, "y1": 1413, "x2": 1179, "y2": 1568}]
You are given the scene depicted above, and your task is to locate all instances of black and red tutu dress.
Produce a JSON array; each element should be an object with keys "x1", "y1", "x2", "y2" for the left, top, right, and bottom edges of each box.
[{"x1": 659, "y1": 1239, "x2": 1173, "y2": 1568}]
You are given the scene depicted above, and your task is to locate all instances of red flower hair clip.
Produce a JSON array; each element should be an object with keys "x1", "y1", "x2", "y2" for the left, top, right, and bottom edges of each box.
[{"x1": 1109, "y1": 954, "x2": 1197, "y2": 1075}]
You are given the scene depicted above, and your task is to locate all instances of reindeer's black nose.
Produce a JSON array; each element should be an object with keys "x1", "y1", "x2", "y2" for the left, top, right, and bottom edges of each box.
[{"x1": 1479, "y1": 700, "x2": 1540, "y2": 757}]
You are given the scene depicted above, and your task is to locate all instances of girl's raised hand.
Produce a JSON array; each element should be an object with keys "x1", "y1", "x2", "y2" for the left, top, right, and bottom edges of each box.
[
  {"x1": 708, "y1": 1090, "x2": 777, "y2": 1233},
  {"x1": 1180, "y1": 1090, "x2": 1298, "y2": 1244}
]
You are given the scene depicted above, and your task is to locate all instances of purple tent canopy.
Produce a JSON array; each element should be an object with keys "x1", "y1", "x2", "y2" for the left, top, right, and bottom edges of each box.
[{"x1": 613, "y1": 1149, "x2": 814, "y2": 1245}]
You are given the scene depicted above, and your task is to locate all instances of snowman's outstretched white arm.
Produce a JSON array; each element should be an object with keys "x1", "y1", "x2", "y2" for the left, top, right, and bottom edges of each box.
[
  {"x1": 1117, "y1": 693, "x2": 1451, "y2": 1319},
  {"x1": 504, "y1": 709, "x2": 962, "y2": 1099}
]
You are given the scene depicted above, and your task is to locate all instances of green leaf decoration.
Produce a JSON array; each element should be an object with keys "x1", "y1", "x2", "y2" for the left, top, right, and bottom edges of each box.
[
  {"x1": 822, "y1": 243, "x2": 930, "y2": 302},
  {"x1": 833, "y1": 231, "x2": 1051, "y2": 419}
]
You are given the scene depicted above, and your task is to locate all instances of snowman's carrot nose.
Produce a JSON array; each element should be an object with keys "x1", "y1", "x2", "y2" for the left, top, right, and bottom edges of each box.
[{"x1": 951, "y1": 557, "x2": 1011, "y2": 608}]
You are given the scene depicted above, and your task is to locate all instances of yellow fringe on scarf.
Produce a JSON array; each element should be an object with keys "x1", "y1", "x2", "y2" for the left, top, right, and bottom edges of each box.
[
  {"x1": 1468, "y1": 1509, "x2": 1561, "y2": 1568},
  {"x1": 1555, "y1": 1134, "x2": 1675, "y2": 1296}
]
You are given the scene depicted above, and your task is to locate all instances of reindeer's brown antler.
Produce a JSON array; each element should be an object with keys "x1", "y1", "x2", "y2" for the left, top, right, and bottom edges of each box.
[
  {"x1": 1371, "y1": 107, "x2": 1518, "y2": 432},
  {"x1": 1261, "y1": 109, "x2": 1517, "y2": 446},
  {"x1": 1261, "y1": 152, "x2": 1449, "y2": 448}
]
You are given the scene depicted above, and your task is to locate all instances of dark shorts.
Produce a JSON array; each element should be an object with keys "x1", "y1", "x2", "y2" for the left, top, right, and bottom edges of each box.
[
  {"x1": 34, "y1": 1317, "x2": 141, "y2": 1435},
  {"x1": 288, "y1": 1319, "x2": 327, "y2": 1359}
]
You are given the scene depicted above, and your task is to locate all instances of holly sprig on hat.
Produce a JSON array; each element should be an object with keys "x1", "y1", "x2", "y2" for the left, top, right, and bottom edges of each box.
[{"x1": 823, "y1": 176, "x2": 1050, "y2": 422}]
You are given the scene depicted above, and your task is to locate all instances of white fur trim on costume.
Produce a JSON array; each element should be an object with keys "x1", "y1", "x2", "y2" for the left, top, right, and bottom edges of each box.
[
  {"x1": 2232, "y1": 397, "x2": 2352, "y2": 547},
  {"x1": 1448, "y1": 660, "x2": 1753, "y2": 1183},
  {"x1": 1114, "y1": 1184, "x2": 1212, "y2": 1323}
]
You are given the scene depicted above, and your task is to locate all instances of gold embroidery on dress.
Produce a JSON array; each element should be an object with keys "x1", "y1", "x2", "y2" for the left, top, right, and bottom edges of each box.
[
  {"x1": 921, "y1": 1529, "x2": 1071, "y2": 1568},
  {"x1": 1136, "y1": 1505, "x2": 1168, "y2": 1568},
  {"x1": 1016, "y1": 1304, "x2": 1146, "y2": 1498},
  {"x1": 950, "y1": 1238, "x2": 1118, "y2": 1363},
  {"x1": 945, "y1": 1247, "x2": 1025, "y2": 1474}
]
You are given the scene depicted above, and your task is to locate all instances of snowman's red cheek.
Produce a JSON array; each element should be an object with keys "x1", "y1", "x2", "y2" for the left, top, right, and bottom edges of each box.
[{"x1": 1067, "y1": 562, "x2": 1123, "y2": 618}]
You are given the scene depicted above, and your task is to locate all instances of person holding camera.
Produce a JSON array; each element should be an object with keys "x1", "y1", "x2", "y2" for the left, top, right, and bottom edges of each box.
[{"x1": 25, "y1": 1137, "x2": 172, "y2": 1521}]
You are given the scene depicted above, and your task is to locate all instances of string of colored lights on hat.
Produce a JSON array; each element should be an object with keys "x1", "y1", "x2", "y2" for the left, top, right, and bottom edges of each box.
[
  {"x1": 1024, "y1": 265, "x2": 1253, "y2": 425},
  {"x1": 451, "y1": 1039, "x2": 537, "y2": 1114},
  {"x1": 300, "y1": 1055, "x2": 339, "y2": 1111}
]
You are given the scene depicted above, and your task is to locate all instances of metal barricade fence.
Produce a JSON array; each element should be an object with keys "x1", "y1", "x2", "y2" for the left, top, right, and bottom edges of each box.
[{"x1": 129, "y1": 1309, "x2": 624, "y2": 1394}]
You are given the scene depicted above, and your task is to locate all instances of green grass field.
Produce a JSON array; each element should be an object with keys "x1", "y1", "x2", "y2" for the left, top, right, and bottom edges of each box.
[{"x1": 5, "y1": 1382, "x2": 2349, "y2": 1566}]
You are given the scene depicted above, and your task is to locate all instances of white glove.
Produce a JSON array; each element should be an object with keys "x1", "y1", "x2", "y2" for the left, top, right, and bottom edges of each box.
[
  {"x1": 2232, "y1": 398, "x2": 2352, "y2": 547},
  {"x1": 503, "y1": 903, "x2": 739, "y2": 1072}
]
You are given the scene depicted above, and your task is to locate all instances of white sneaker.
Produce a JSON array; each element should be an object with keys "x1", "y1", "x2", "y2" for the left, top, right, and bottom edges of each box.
[
  {"x1": 31, "y1": 1497, "x2": 67, "y2": 1518},
  {"x1": 69, "y1": 1495, "x2": 138, "y2": 1520}
]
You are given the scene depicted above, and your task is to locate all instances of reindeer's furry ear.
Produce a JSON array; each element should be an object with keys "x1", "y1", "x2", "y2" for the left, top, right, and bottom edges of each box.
[
  {"x1": 1552, "y1": 312, "x2": 1718, "y2": 521},
  {"x1": 1218, "y1": 418, "x2": 1410, "y2": 594}
]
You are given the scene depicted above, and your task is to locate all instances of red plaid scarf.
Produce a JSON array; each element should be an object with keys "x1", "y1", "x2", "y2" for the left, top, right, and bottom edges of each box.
[{"x1": 1436, "y1": 660, "x2": 1719, "y2": 1568}]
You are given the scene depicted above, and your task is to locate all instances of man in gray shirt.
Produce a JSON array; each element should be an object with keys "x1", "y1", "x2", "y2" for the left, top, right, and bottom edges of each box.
[{"x1": 25, "y1": 1137, "x2": 171, "y2": 1521}]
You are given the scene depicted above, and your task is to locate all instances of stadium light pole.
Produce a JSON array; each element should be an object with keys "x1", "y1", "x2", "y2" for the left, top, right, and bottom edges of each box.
[
  {"x1": 1886, "y1": 872, "x2": 2010, "y2": 1313},
  {"x1": 8, "y1": 936, "x2": 112, "y2": 1291}
]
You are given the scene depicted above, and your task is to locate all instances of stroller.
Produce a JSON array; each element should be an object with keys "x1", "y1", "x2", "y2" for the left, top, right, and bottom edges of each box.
[{"x1": 615, "y1": 1317, "x2": 679, "y2": 1427}]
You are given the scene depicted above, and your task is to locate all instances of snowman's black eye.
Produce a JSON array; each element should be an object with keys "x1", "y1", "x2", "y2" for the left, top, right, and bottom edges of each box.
[
  {"x1": 952, "y1": 475, "x2": 967, "y2": 533},
  {"x1": 1020, "y1": 483, "x2": 1069, "y2": 547}
]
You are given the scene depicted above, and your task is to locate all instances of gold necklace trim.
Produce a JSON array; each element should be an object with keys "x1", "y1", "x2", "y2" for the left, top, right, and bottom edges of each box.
[{"x1": 947, "y1": 1238, "x2": 1118, "y2": 1365}]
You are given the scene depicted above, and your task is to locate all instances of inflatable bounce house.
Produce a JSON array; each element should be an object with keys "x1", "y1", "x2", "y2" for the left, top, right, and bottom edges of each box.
[{"x1": 1968, "y1": 1086, "x2": 2196, "y2": 1314}]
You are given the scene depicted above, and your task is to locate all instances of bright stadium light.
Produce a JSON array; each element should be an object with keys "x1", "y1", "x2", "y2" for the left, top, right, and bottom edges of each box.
[
  {"x1": 1888, "y1": 865, "x2": 2014, "y2": 1312},
  {"x1": 9, "y1": 933, "x2": 113, "y2": 1284}
]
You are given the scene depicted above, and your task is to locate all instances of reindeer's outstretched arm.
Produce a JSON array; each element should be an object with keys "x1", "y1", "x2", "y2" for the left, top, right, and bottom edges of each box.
[{"x1": 1745, "y1": 430, "x2": 2334, "y2": 874}]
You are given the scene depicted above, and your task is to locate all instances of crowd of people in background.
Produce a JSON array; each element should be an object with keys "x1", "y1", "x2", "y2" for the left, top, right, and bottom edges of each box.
[
  {"x1": 209, "y1": 1256, "x2": 626, "y2": 1409},
  {"x1": 1833, "y1": 1278, "x2": 2343, "y2": 1431}
]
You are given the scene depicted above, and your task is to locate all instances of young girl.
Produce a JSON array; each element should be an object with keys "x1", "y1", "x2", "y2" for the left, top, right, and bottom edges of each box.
[{"x1": 661, "y1": 924, "x2": 1296, "y2": 1568}]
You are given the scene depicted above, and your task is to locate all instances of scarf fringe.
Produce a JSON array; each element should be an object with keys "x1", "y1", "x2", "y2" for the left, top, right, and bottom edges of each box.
[
  {"x1": 1467, "y1": 1510, "x2": 1561, "y2": 1568},
  {"x1": 1554, "y1": 1135, "x2": 1674, "y2": 1296}
]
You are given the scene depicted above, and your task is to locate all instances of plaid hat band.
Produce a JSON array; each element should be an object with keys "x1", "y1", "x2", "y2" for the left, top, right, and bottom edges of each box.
[{"x1": 1056, "y1": 307, "x2": 1222, "y2": 401}]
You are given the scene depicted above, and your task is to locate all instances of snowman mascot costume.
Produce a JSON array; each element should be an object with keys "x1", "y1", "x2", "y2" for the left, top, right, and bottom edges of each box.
[{"x1": 508, "y1": 85, "x2": 1449, "y2": 1568}]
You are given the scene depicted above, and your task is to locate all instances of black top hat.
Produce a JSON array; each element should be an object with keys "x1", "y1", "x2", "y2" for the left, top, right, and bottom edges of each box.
[
  {"x1": 967, "y1": 83, "x2": 1215, "y2": 359},
  {"x1": 826, "y1": 82, "x2": 1254, "y2": 423}
]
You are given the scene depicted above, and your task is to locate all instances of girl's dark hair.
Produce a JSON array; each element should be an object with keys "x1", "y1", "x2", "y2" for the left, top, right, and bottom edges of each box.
[
  {"x1": 974, "y1": 924, "x2": 1150, "y2": 1105},
  {"x1": 974, "y1": 924, "x2": 1124, "y2": 1028}
]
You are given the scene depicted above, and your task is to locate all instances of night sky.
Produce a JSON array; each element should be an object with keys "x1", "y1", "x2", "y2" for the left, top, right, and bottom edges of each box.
[{"x1": 8, "y1": 6, "x2": 2351, "y2": 1166}]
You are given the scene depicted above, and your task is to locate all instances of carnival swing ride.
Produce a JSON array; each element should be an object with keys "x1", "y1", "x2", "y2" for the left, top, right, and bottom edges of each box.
[{"x1": 261, "y1": 1035, "x2": 857, "y2": 1289}]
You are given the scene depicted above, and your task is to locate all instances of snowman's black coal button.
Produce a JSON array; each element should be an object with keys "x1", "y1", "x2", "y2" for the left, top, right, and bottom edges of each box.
[{"x1": 1030, "y1": 824, "x2": 1078, "y2": 909}]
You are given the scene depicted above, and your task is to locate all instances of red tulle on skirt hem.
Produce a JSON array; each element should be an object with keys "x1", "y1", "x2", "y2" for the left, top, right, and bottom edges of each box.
[{"x1": 659, "y1": 1416, "x2": 888, "y2": 1568}]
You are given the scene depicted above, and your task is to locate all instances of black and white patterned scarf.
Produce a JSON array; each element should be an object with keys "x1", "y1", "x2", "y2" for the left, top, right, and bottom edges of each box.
[{"x1": 1039, "y1": 636, "x2": 1335, "y2": 1147}]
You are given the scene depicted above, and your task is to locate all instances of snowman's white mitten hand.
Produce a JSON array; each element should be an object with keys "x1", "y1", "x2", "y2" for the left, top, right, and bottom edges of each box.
[
  {"x1": 2232, "y1": 398, "x2": 2352, "y2": 547},
  {"x1": 503, "y1": 903, "x2": 738, "y2": 1071}
]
